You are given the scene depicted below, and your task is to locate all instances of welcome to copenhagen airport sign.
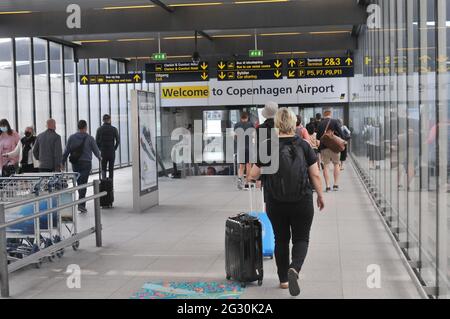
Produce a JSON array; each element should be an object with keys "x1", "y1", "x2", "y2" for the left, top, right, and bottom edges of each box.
[{"x1": 157, "y1": 77, "x2": 349, "y2": 107}]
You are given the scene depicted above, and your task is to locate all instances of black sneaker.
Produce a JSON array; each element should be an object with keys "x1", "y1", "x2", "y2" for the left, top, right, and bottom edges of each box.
[
  {"x1": 333, "y1": 185, "x2": 339, "y2": 191},
  {"x1": 325, "y1": 187, "x2": 331, "y2": 192},
  {"x1": 288, "y1": 268, "x2": 300, "y2": 296}
]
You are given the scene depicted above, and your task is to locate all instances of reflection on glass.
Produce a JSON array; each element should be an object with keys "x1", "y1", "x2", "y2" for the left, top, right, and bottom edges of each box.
[
  {"x1": 0, "y1": 38, "x2": 15, "y2": 126},
  {"x1": 17, "y1": 38, "x2": 35, "y2": 133}
]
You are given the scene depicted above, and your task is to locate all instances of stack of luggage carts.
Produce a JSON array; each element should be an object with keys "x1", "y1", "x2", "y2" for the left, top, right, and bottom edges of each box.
[{"x1": 0, "y1": 172, "x2": 79, "y2": 269}]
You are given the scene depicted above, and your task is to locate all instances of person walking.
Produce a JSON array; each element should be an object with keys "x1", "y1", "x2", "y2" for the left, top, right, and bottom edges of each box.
[
  {"x1": 296, "y1": 115, "x2": 311, "y2": 142},
  {"x1": 63, "y1": 120, "x2": 101, "y2": 214},
  {"x1": 338, "y1": 119, "x2": 351, "y2": 171},
  {"x1": 3, "y1": 126, "x2": 39, "y2": 173},
  {"x1": 0, "y1": 119, "x2": 20, "y2": 176},
  {"x1": 305, "y1": 117, "x2": 317, "y2": 135},
  {"x1": 256, "y1": 101, "x2": 278, "y2": 166},
  {"x1": 234, "y1": 112, "x2": 255, "y2": 190},
  {"x1": 316, "y1": 108, "x2": 345, "y2": 192},
  {"x1": 250, "y1": 107, "x2": 325, "y2": 297},
  {"x1": 33, "y1": 119, "x2": 63, "y2": 173},
  {"x1": 96, "y1": 114, "x2": 120, "y2": 180}
]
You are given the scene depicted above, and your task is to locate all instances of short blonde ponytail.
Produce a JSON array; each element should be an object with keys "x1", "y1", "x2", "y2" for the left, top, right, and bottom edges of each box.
[{"x1": 275, "y1": 107, "x2": 297, "y2": 135}]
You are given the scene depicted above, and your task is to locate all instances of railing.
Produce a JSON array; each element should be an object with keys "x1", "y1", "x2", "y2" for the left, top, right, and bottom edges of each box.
[{"x1": 0, "y1": 180, "x2": 107, "y2": 298}]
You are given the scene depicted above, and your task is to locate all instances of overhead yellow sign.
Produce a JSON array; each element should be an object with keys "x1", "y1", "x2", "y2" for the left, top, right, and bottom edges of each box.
[{"x1": 161, "y1": 86, "x2": 210, "y2": 99}]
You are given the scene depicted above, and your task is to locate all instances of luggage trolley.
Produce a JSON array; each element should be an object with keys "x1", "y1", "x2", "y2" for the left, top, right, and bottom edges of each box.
[
  {"x1": 1, "y1": 173, "x2": 80, "y2": 268},
  {"x1": 16, "y1": 172, "x2": 80, "y2": 250}
]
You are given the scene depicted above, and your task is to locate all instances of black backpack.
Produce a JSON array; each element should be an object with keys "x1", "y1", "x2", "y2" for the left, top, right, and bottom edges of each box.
[
  {"x1": 69, "y1": 136, "x2": 88, "y2": 164},
  {"x1": 264, "y1": 137, "x2": 310, "y2": 202}
]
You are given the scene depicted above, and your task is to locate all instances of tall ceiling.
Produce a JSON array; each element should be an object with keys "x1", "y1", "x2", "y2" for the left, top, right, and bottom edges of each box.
[{"x1": 0, "y1": 0, "x2": 368, "y2": 62}]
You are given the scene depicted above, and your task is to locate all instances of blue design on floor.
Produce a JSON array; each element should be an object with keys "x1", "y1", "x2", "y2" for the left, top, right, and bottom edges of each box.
[{"x1": 131, "y1": 281, "x2": 245, "y2": 299}]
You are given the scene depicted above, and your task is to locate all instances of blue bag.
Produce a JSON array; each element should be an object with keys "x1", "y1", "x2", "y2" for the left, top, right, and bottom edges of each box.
[{"x1": 248, "y1": 184, "x2": 274, "y2": 258}]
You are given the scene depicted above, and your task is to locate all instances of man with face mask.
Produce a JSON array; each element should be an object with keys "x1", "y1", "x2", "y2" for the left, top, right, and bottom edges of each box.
[{"x1": 4, "y1": 127, "x2": 39, "y2": 173}]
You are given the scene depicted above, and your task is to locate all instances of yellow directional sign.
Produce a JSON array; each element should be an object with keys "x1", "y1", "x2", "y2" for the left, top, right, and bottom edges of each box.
[
  {"x1": 218, "y1": 72, "x2": 226, "y2": 80},
  {"x1": 274, "y1": 70, "x2": 282, "y2": 78},
  {"x1": 365, "y1": 56, "x2": 372, "y2": 65},
  {"x1": 200, "y1": 62, "x2": 208, "y2": 70},
  {"x1": 274, "y1": 60, "x2": 282, "y2": 68},
  {"x1": 80, "y1": 73, "x2": 143, "y2": 85},
  {"x1": 217, "y1": 59, "x2": 283, "y2": 80},
  {"x1": 146, "y1": 62, "x2": 209, "y2": 82},
  {"x1": 218, "y1": 62, "x2": 226, "y2": 70},
  {"x1": 287, "y1": 56, "x2": 353, "y2": 79}
]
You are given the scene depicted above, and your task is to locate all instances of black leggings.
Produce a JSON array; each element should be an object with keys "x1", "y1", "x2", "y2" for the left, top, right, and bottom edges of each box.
[{"x1": 266, "y1": 196, "x2": 314, "y2": 283}]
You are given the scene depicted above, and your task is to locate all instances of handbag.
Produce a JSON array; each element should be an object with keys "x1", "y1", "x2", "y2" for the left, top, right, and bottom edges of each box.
[
  {"x1": 320, "y1": 119, "x2": 347, "y2": 153},
  {"x1": 2, "y1": 161, "x2": 17, "y2": 177}
]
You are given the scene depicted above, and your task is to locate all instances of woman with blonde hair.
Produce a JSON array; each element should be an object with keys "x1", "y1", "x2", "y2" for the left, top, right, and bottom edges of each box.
[{"x1": 250, "y1": 107, "x2": 325, "y2": 296}]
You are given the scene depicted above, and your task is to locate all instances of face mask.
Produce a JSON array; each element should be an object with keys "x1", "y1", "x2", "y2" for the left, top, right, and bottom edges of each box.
[
  {"x1": 25, "y1": 132, "x2": 32, "y2": 137},
  {"x1": 0, "y1": 127, "x2": 7, "y2": 133}
]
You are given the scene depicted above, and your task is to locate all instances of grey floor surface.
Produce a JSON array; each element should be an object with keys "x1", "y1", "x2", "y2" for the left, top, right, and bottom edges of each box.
[{"x1": 4, "y1": 163, "x2": 422, "y2": 299}]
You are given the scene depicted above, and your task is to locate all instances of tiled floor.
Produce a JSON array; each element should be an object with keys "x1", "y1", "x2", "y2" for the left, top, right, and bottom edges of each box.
[{"x1": 4, "y1": 163, "x2": 422, "y2": 299}]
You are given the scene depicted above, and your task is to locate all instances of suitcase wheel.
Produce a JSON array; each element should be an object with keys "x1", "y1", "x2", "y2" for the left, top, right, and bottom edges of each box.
[{"x1": 258, "y1": 279, "x2": 263, "y2": 286}]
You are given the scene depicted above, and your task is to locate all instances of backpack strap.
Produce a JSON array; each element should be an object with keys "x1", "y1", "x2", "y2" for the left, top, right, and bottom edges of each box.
[{"x1": 324, "y1": 119, "x2": 332, "y2": 132}]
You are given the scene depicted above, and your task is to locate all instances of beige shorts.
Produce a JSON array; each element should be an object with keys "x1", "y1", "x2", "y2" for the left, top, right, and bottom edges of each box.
[{"x1": 321, "y1": 148, "x2": 341, "y2": 165}]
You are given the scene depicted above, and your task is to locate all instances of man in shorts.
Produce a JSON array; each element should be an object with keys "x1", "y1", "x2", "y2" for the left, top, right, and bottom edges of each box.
[{"x1": 316, "y1": 108, "x2": 345, "y2": 192}]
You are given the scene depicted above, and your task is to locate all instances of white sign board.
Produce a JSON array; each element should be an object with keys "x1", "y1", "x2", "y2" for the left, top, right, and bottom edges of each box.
[{"x1": 158, "y1": 77, "x2": 349, "y2": 107}]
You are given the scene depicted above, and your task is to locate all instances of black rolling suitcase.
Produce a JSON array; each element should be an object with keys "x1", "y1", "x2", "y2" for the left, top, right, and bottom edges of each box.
[
  {"x1": 225, "y1": 214, "x2": 264, "y2": 288},
  {"x1": 98, "y1": 169, "x2": 114, "y2": 208}
]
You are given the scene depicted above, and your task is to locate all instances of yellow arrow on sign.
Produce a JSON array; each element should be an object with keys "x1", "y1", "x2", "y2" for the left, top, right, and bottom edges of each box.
[
  {"x1": 274, "y1": 60, "x2": 282, "y2": 68},
  {"x1": 200, "y1": 62, "x2": 208, "y2": 70},
  {"x1": 345, "y1": 57, "x2": 353, "y2": 66},
  {"x1": 288, "y1": 59, "x2": 296, "y2": 67},
  {"x1": 218, "y1": 61, "x2": 226, "y2": 70},
  {"x1": 218, "y1": 72, "x2": 226, "y2": 80},
  {"x1": 201, "y1": 72, "x2": 208, "y2": 80},
  {"x1": 274, "y1": 70, "x2": 282, "y2": 78},
  {"x1": 81, "y1": 76, "x2": 88, "y2": 84},
  {"x1": 288, "y1": 70, "x2": 296, "y2": 78},
  {"x1": 133, "y1": 74, "x2": 141, "y2": 82}
]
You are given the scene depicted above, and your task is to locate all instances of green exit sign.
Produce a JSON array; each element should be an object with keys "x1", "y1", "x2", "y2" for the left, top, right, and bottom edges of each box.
[
  {"x1": 152, "y1": 53, "x2": 167, "y2": 61},
  {"x1": 249, "y1": 50, "x2": 264, "y2": 58}
]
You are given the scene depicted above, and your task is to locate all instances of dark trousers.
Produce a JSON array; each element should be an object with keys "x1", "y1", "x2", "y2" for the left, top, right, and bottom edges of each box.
[
  {"x1": 39, "y1": 168, "x2": 54, "y2": 173},
  {"x1": 72, "y1": 161, "x2": 92, "y2": 209},
  {"x1": 19, "y1": 164, "x2": 37, "y2": 173},
  {"x1": 266, "y1": 196, "x2": 314, "y2": 283},
  {"x1": 101, "y1": 154, "x2": 115, "y2": 180}
]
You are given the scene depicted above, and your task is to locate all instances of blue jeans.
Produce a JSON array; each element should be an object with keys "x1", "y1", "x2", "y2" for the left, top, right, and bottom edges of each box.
[{"x1": 72, "y1": 161, "x2": 92, "y2": 209}]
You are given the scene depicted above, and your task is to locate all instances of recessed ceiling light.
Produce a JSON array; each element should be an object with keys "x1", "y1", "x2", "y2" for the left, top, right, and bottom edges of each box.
[
  {"x1": 163, "y1": 36, "x2": 201, "y2": 40},
  {"x1": 275, "y1": 51, "x2": 308, "y2": 55},
  {"x1": 73, "y1": 40, "x2": 111, "y2": 44},
  {"x1": 259, "y1": 32, "x2": 301, "y2": 36},
  {"x1": 234, "y1": 0, "x2": 289, "y2": 4},
  {"x1": 211, "y1": 34, "x2": 252, "y2": 38},
  {"x1": 0, "y1": 11, "x2": 32, "y2": 15},
  {"x1": 169, "y1": 2, "x2": 223, "y2": 7},
  {"x1": 309, "y1": 31, "x2": 351, "y2": 35},
  {"x1": 117, "y1": 38, "x2": 155, "y2": 42},
  {"x1": 103, "y1": 5, "x2": 155, "y2": 10}
]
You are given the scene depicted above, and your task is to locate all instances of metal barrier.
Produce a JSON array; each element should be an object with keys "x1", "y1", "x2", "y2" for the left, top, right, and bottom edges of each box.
[{"x1": 0, "y1": 179, "x2": 106, "y2": 298}]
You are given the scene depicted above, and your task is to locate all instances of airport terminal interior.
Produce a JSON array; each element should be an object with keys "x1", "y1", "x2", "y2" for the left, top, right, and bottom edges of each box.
[{"x1": 0, "y1": 0, "x2": 449, "y2": 300}]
